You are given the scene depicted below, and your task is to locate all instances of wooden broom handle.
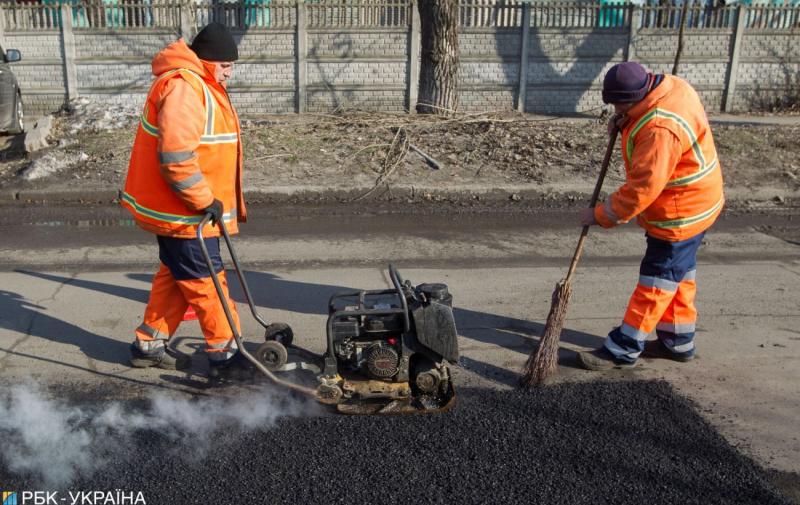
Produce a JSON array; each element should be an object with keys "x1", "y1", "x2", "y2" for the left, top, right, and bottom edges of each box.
[{"x1": 564, "y1": 128, "x2": 619, "y2": 282}]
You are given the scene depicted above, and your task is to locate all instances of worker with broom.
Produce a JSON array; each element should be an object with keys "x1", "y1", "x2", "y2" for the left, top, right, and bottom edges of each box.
[
  {"x1": 577, "y1": 61, "x2": 725, "y2": 370},
  {"x1": 121, "y1": 22, "x2": 254, "y2": 382}
]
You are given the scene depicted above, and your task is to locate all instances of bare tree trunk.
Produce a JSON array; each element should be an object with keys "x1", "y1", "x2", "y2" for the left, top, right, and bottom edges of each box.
[
  {"x1": 672, "y1": 0, "x2": 689, "y2": 75},
  {"x1": 417, "y1": 0, "x2": 459, "y2": 114}
]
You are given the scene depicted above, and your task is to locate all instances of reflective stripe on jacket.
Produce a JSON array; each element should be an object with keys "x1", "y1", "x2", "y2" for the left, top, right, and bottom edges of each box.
[
  {"x1": 121, "y1": 38, "x2": 246, "y2": 239},
  {"x1": 595, "y1": 75, "x2": 724, "y2": 241}
]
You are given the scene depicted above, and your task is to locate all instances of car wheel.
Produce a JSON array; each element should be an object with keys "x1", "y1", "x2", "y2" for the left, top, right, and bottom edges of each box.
[{"x1": 7, "y1": 93, "x2": 23, "y2": 135}]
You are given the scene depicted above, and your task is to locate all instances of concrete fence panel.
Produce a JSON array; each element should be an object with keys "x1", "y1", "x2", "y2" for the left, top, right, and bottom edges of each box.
[{"x1": 0, "y1": 0, "x2": 797, "y2": 117}]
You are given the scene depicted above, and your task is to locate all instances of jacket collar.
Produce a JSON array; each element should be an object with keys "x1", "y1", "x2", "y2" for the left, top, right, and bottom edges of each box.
[
  {"x1": 151, "y1": 38, "x2": 219, "y2": 88},
  {"x1": 624, "y1": 74, "x2": 674, "y2": 127}
]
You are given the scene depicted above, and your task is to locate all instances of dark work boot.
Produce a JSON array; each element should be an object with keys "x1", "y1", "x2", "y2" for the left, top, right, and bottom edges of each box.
[
  {"x1": 642, "y1": 339, "x2": 695, "y2": 362},
  {"x1": 208, "y1": 351, "x2": 256, "y2": 384},
  {"x1": 130, "y1": 343, "x2": 191, "y2": 370},
  {"x1": 577, "y1": 347, "x2": 638, "y2": 371}
]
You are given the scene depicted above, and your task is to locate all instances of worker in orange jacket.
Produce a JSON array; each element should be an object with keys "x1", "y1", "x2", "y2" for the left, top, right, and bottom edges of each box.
[
  {"x1": 578, "y1": 61, "x2": 724, "y2": 370},
  {"x1": 121, "y1": 23, "x2": 251, "y2": 381}
]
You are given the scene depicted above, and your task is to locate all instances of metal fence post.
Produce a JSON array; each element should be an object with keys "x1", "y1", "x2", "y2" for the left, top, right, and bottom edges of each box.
[
  {"x1": 517, "y1": 1, "x2": 531, "y2": 112},
  {"x1": 723, "y1": 4, "x2": 746, "y2": 113},
  {"x1": 60, "y1": 3, "x2": 79, "y2": 103},
  {"x1": 296, "y1": 0, "x2": 307, "y2": 113},
  {"x1": 627, "y1": 4, "x2": 641, "y2": 61},
  {"x1": 408, "y1": 0, "x2": 421, "y2": 113}
]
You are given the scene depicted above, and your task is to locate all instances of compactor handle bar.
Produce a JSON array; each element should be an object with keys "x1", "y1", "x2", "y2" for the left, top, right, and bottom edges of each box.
[
  {"x1": 388, "y1": 264, "x2": 411, "y2": 333},
  {"x1": 196, "y1": 214, "x2": 319, "y2": 399},
  {"x1": 199, "y1": 217, "x2": 269, "y2": 330}
]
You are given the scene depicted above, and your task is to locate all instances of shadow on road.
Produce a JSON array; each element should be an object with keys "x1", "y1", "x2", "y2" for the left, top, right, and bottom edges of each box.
[
  {"x1": 227, "y1": 269, "x2": 604, "y2": 357},
  {"x1": 0, "y1": 289, "x2": 130, "y2": 367},
  {"x1": 20, "y1": 270, "x2": 150, "y2": 303},
  {"x1": 14, "y1": 269, "x2": 605, "y2": 384}
]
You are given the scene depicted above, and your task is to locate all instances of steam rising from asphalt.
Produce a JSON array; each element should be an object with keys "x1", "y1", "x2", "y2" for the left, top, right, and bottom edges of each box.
[{"x1": 0, "y1": 384, "x2": 313, "y2": 487}]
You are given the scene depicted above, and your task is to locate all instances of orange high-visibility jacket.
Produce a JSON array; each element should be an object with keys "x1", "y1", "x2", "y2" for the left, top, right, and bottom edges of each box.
[
  {"x1": 594, "y1": 75, "x2": 724, "y2": 241},
  {"x1": 121, "y1": 39, "x2": 246, "y2": 239}
]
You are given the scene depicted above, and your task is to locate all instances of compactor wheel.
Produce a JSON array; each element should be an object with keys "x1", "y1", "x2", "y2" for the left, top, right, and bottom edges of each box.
[
  {"x1": 264, "y1": 322, "x2": 294, "y2": 347},
  {"x1": 255, "y1": 341, "x2": 289, "y2": 371}
]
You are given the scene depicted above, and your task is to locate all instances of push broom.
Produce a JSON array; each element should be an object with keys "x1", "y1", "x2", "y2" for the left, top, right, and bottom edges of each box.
[{"x1": 519, "y1": 127, "x2": 619, "y2": 388}]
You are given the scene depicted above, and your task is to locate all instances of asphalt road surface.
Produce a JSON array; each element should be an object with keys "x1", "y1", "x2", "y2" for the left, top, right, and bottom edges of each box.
[
  {"x1": 0, "y1": 202, "x2": 798, "y2": 504},
  {"x1": 0, "y1": 382, "x2": 792, "y2": 505}
]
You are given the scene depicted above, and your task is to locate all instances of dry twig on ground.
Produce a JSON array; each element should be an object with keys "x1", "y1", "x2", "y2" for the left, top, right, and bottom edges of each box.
[
  {"x1": 350, "y1": 127, "x2": 410, "y2": 202},
  {"x1": 249, "y1": 153, "x2": 295, "y2": 162}
]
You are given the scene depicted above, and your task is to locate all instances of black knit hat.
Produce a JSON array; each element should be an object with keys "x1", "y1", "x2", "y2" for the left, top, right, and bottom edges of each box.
[
  {"x1": 190, "y1": 22, "x2": 238, "y2": 62},
  {"x1": 602, "y1": 62, "x2": 651, "y2": 104}
]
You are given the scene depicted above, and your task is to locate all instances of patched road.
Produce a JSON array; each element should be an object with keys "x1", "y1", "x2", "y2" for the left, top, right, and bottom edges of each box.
[{"x1": 0, "y1": 382, "x2": 794, "y2": 505}]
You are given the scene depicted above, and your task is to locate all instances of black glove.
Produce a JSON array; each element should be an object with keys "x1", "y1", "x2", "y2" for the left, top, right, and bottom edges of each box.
[
  {"x1": 608, "y1": 113, "x2": 628, "y2": 136},
  {"x1": 203, "y1": 199, "x2": 223, "y2": 225}
]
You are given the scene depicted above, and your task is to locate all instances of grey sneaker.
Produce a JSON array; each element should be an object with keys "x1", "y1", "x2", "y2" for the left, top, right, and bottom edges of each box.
[
  {"x1": 130, "y1": 343, "x2": 191, "y2": 370},
  {"x1": 577, "y1": 347, "x2": 638, "y2": 371},
  {"x1": 642, "y1": 339, "x2": 695, "y2": 362}
]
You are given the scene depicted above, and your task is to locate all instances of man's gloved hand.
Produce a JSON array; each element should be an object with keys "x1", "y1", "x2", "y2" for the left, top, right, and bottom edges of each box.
[
  {"x1": 607, "y1": 113, "x2": 626, "y2": 137},
  {"x1": 203, "y1": 199, "x2": 223, "y2": 225}
]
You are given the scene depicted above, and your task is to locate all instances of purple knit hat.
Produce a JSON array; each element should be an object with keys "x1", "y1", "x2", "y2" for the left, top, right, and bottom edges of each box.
[{"x1": 602, "y1": 62, "x2": 651, "y2": 104}]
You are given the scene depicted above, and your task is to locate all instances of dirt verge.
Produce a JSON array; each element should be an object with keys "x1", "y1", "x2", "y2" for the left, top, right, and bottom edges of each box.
[{"x1": 1, "y1": 108, "x2": 798, "y2": 209}]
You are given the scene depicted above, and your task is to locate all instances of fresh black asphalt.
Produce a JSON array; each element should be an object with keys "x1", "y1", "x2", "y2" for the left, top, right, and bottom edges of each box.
[{"x1": 0, "y1": 380, "x2": 792, "y2": 505}]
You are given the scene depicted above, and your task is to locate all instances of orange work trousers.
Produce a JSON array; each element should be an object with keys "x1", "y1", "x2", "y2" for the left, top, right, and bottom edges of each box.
[
  {"x1": 134, "y1": 236, "x2": 241, "y2": 361},
  {"x1": 605, "y1": 233, "x2": 703, "y2": 362}
]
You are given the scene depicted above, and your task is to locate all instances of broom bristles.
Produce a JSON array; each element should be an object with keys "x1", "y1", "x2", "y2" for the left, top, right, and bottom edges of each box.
[{"x1": 519, "y1": 279, "x2": 573, "y2": 388}]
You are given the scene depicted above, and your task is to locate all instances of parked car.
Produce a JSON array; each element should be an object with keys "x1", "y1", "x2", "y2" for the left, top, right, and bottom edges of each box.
[{"x1": 0, "y1": 45, "x2": 23, "y2": 135}]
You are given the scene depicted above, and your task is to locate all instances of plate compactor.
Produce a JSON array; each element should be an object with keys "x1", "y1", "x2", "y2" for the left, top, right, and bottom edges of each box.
[{"x1": 197, "y1": 215, "x2": 459, "y2": 414}]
